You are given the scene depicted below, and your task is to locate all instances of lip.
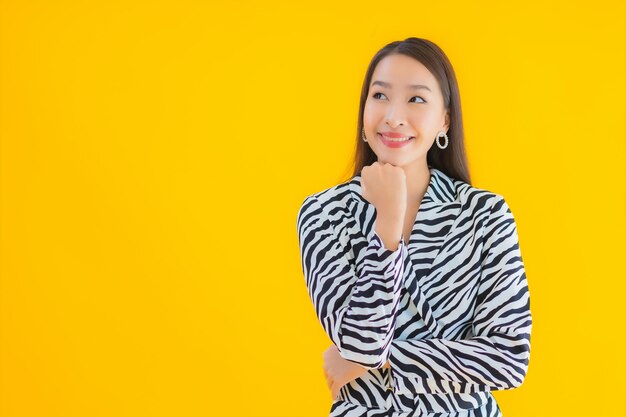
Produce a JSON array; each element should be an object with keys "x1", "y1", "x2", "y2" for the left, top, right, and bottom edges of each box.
[
  {"x1": 379, "y1": 131, "x2": 415, "y2": 139},
  {"x1": 378, "y1": 133, "x2": 414, "y2": 148}
]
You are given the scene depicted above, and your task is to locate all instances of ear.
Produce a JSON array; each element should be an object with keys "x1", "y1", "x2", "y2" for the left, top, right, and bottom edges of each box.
[{"x1": 443, "y1": 110, "x2": 450, "y2": 132}]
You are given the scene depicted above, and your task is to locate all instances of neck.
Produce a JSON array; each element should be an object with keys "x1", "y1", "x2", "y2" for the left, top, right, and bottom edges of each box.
[{"x1": 400, "y1": 159, "x2": 431, "y2": 206}]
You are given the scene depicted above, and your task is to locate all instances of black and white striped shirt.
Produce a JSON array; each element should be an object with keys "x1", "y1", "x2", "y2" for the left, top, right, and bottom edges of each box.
[{"x1": 296, "y1": 165, "x2": 532, "y2": 415}]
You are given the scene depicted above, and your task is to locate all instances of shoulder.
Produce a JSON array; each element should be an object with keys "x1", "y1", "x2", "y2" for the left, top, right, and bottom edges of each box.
[
  {"x1": 448, "y1": 178, "x2": 519, "y2": 253},
  {"x1": 451, "y1": 178, "x2": 517, "y2": 237},
  {"x1": 296, "y1": 178, "x2": 356, "y2": 231},
  {"x1": 437, "y1": 170, "x2": 517, "y2": 231},
  {"x1": 448, "y1": 173, "x2": 508, "y2": 215}
]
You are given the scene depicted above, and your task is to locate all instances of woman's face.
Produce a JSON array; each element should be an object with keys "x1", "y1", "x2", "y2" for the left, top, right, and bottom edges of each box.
[{"x1": 363, "y1": 53, "x2": 449, "y2": 168}]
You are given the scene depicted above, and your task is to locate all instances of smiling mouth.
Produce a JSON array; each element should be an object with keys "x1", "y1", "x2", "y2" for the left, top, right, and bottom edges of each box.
[{"x1": 378, "y1": 133, "x2": 415, "y2": 142}]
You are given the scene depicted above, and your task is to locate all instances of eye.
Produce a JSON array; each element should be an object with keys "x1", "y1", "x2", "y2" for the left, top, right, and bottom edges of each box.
[{"x1": 372, "y1": 91, "x2": 426, "y2": 103}]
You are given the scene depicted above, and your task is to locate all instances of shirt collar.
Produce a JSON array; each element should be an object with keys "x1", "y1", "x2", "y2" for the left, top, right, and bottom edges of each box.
[{"x1": 348, "y1": 164, "x2": 458, "y2": 206}]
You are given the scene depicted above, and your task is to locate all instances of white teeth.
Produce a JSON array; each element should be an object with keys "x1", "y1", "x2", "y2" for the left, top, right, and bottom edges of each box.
[{"x1": 384, "y1": 136, "x2": 413, "y2": 142}]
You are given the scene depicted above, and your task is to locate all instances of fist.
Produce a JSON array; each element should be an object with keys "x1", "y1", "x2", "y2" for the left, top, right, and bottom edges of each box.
[
  {"x1": 360, "y1": 162, "x2": 407, "y2": 216},
  {"x1": 322, "y1": 345, "x2": 369, "y2": 401}
]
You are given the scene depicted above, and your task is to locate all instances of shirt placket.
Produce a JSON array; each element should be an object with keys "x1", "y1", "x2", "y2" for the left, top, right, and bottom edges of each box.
[{"x1": 386, "y1": 366, "x2": 395, "y2": 392}]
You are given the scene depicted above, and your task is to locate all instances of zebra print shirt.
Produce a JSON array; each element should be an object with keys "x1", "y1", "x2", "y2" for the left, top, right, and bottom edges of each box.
[{"x1": 296, "y1": 166, "x2": 532, "y2": 415}]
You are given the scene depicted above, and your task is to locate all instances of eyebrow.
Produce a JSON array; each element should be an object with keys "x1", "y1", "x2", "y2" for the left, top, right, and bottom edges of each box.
[{"x1": 371, "y1": 80, "x2": 432, "y2": 92}]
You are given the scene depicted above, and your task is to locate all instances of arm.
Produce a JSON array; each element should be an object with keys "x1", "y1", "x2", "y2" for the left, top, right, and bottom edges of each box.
[
  {"x1": 297, "y1": 195, "x2": 406, "y2": 369},
  {"x1": 388, "y1": 196, "x2": 532, "y2": 394}
]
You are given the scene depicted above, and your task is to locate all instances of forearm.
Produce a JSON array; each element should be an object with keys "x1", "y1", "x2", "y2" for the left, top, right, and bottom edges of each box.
[
  {"x1": 387, "y1": 329, "x2": 531, "y2": 394},
  {"x1": 299, "y1": 196, "x2": 407, "y2": 369},
  {"x1": 375, "y1": 211, "x2": 404, "y2": 251}
]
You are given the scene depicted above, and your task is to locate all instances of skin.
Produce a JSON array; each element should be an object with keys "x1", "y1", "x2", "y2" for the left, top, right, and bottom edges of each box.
[{"x1": 323, "y1": 53, "x2": 451, "y2": 401}]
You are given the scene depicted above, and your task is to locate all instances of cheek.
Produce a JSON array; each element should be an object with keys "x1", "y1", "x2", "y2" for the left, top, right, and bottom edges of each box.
[
  {"x1": 411, "y1": 115, "x2": 440, "y2": 137},
  {"x1": 362, "y1": 105, "x2": 377, "y2": 124},
  {"x1": 409, "y1": 112, "x2": 431, "y2": 126}
]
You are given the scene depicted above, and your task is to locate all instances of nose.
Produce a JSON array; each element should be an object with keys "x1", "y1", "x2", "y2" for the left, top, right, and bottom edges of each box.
[{"x1": 384, "y1": 104, "x2": 406, "y2": 128}]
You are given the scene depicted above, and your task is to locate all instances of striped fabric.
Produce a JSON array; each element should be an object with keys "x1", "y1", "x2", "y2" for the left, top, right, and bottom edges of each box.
[{"x1": 296, "y1": 166, "x2": 532, "y2": 416}]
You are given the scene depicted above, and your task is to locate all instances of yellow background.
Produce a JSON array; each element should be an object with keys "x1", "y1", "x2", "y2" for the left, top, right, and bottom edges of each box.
[{"x1": 1, "y1": 1, "x2": 624, "y2": 416}]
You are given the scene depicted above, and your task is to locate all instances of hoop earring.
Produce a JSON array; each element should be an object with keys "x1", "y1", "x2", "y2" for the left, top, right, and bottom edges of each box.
[
  {"x1": 361, "y1": 128, "x2": 368, "y2": 142},
  {"x1": 435, "y1": 131, "x2": 448, "y2": 149}
]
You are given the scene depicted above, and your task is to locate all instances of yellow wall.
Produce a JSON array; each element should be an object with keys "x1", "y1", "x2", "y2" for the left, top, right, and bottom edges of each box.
[{"x1": 1, "y1": 1, "x2": 624, "y2": 416}]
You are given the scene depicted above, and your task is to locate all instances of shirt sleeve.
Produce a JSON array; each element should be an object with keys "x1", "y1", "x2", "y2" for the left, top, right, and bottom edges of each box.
[
  {"x1": 297, "y1": 195, "x2": 406, "y2": 369},
  {"x1": 387, "y1": 196, "x2": 532, "y2": 394}
]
